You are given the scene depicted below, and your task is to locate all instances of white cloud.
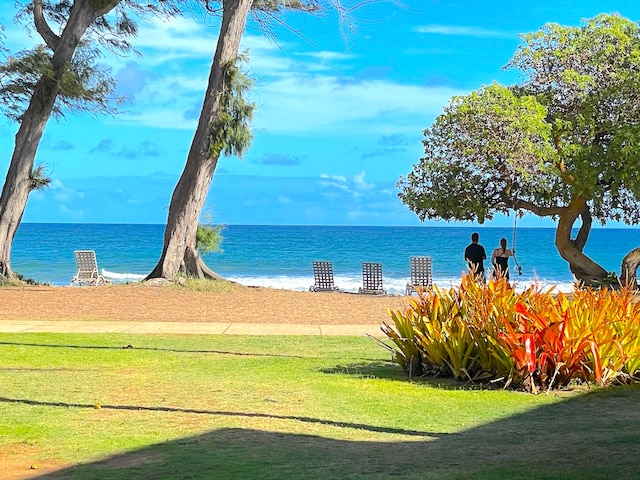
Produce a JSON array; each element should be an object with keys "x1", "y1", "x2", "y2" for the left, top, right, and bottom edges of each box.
[
  {"x1": 319, "y1": 173, "x2": 351, "y2": 194},
  {"x1": 318, "y1": 171, "x2": 377, "y2": 200},
  {"x1": 127, "y1": 72, "x2": 453, "y2": 133},
  {"x1": 59, "y1": 204, "x2": 84, "y2": 220},
  {"x1": 48, "y1": 179, "x2": 85, "y2": 203},
  {"x1": 320, "y1": 173, "x2": 347, "y2": 183},
  {"x1": 415, "y1": 25, "x2": 517, "y2": 39},
  {"x1": 127, "y1": 16, "x2": 219, "y2": 64},
  {"x1": 98, "y1": 14, "x2": 467, "y2": 135},
  {"x1": 353, "y1": 171, "x2": 374, "y2": 190},
  {"x1": 297, "y1": 51, "x2": 355, "y2": 61},
  {"x1": 254, "y1": 76, "x2": 466, "y2": 135}
]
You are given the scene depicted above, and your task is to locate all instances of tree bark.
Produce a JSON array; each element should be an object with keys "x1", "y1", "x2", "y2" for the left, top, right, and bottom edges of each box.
[
  {"x1": 147, "y1": 0, "x2": 253, "y2": 281},
  {"x1": 0, "y1": 0, "x2": 120, "y2": 280},
  {"x1": 554, "y1": 197, "x2": 608, "y2": 286},
  {"x1": 515, "y1": 197, "x2": 609, "y2": 286},
  {"x1": 621, "y1": 248, "x2": 640, "y2": 289}
]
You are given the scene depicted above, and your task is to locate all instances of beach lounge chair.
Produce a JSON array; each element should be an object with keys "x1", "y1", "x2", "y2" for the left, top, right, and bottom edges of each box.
[
  {"x1": 309, "y1": 261, "x2": 339, "y2": 292},
  {"x1": 406, "y1": 256, "x2": 433, "y2": 295},
  {"x1": 71, "y1": 250, "x2": 111, "y2": 286},
  {"x1": 359, "y1": 262, "x2": 386, "y2": 295}
]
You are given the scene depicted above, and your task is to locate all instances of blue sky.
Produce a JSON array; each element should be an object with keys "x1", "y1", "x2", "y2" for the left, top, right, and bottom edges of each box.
[{"x1": 1, "y1": 0, "x2": 640, "y2": 226}]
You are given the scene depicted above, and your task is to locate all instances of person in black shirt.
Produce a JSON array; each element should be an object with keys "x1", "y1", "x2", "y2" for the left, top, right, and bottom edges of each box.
[{"x1": 464, "y1": 232, "x2": 487, "y2": 282}]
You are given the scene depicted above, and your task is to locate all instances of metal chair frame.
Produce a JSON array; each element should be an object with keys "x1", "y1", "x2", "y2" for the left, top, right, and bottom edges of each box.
[
  {"x1": 406, "y1": 256, "x2": 433, "y2": 295},
  {"x1": 71, "y1": 250, "x2": 111, "y2": 286},
  {"x1": 309, "y1": 261, "x2": 339, "y2": 292},
  {"x1": 359, "y1": 262, "x2": 386, "y2": 295}
]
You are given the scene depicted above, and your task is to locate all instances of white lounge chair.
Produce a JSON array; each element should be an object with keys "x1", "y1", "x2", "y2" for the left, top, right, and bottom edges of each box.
[
  {"x1": 359, "y1": 262, "x2": 386, "y2": 295},
  {"x1": 71, "y1": 250, "x2": 111, "y2": 286},
  {"x1": 406, "y1": 256, "x2": 433, "y2": 295},
  {"x1": 309, "y1": 261, "x2": 339, "y2": 292}
]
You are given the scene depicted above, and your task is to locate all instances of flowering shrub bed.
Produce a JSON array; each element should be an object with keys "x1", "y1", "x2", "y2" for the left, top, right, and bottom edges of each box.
[{"x1": 382, "y1": 275, "x2": 640, "y2": 393}]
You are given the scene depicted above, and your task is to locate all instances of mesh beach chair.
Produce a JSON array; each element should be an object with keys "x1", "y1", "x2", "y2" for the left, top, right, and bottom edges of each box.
[
  {"x1": 309, "y1": 261, "x2": 339, "y2": 292},
  {"x1": 406, "y1": 256, "x2": 433, "y2": 295},
  {"x1": 359, "y1": 262, "x2": 386, "y2": 295},
  {"x1": 71, "y1": 250, "x2": 111, "y2": 286}
]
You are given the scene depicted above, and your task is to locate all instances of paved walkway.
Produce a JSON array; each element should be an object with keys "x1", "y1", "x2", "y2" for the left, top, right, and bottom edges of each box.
[{"x1": 0, "y1": 320, "x2": 385, "y2": 337}]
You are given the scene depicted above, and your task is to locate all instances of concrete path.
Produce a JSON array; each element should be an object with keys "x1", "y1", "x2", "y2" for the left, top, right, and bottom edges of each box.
[{"x1": 0, "y1": 320, "x2": 386, "y2": 337}]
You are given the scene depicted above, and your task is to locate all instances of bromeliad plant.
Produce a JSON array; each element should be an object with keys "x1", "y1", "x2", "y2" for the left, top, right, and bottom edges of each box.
[
  {"x1": 566, "y1": 287, "x2": 640, "y2": 384},
  {"x1": 382, "y1": 276, "x2": 640, "y2": 393},
  {"x1": 383, "y1": 275, "x2": 520, "y2": 383},
  {"x1": 499, "y1": 301, "x2": 596, "y2": 393}
]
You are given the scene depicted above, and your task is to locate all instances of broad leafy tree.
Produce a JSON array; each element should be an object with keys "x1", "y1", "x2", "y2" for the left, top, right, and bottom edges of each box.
[
  {"x1": 0, "y1": 0, "x2": 180, "y2": 280},
  {"x1": 399, "y1": 14, "x2": 640, "y2": 287}
]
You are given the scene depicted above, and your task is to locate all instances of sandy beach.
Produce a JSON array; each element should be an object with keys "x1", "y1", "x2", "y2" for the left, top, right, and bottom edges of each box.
[{"x1": 0, "y1": 284, "x2": 408, "y2": 327}]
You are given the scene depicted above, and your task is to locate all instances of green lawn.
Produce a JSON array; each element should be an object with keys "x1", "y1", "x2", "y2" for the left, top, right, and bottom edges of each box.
[{"x1": 1, "y1": 333, "x2": 639, "y2": 479}]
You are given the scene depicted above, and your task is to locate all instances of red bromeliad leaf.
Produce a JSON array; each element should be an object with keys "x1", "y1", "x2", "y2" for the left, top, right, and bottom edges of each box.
[
  {"x1": 524, "y1": 333, "x2": 536, "y2": 373},
  {"x1": 515, "y1": 302, "x2": 528, "y2": 316}
]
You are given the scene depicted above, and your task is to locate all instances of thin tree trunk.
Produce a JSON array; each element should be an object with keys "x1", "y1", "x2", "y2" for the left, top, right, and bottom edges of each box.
[
  {"x1": 555, "y1": 197, "x2": 608, "y2": 286},
  {"x1": 147, "y1": 0, "x2": 253, "y2": 281},
  {"x1": 0, "y1": 0, "x2": 120, "y2": 280}
]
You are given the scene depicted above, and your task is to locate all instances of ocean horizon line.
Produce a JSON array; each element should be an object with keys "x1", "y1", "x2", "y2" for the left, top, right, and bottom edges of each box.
[{"x1": 18, "y1": 222, "x2": 637, "y2": 230}]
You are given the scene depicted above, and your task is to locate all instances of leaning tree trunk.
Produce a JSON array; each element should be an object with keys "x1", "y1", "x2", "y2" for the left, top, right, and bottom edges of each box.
[
  {"x1": 555, "y1": 197, "x2": 608, "y2": 286},
  {"x1": 147, "y1": 0, "x2": 253, "y2": 281},
  {"x1": 621, "y1": 248, "x2": 640, "y2": 289},
  {"x1": 0, "y1": 0, "x2": 120, "y2": 280}
]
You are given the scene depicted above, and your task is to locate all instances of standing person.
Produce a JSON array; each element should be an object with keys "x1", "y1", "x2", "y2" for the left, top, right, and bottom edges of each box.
[
  {"x1": 491, "y1": 237, "x2": 515, "y2": 280},
  {"x1": 464, "y1": 232, "x2": 487, "y2": 282}
]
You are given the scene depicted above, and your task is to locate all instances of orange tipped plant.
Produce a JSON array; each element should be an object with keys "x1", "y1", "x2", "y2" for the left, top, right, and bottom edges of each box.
[
  {"x1": 500, "y1": 301, "x2": 595, "y2": 392},
  {"x1": 381, "y1": 275, "x2": 640, "y2": 393}
]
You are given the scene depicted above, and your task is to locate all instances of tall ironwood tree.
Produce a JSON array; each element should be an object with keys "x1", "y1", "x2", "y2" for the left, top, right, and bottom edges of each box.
[
  {"x1": 146, "y1": 0, "x2": 256, "y2": 280},
  {"x1": 0, "y1": 0, "x2": 180, "y2": 280},
  {"x1": 146, "y1": 0, "x2": 360, "y2": 281}
]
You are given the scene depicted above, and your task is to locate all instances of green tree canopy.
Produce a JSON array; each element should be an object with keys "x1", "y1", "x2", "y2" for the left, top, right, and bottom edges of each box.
[
  {"x1": 399, "y1": 13, "x2": 640, "y2": 286},
  {"x1": 0, "y1": 1, "x2": 182, "y2": 121}
]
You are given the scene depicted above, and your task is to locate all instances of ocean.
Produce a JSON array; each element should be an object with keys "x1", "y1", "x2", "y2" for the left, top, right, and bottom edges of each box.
[{"x1": 10, "y1": 223, "x2": 638, "y2": 295}]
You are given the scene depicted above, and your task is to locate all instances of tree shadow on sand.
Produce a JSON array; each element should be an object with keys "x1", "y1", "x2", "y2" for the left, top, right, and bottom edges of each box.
[{"x1": 23, "y1": 385, "x2": 640, "y2": 480}]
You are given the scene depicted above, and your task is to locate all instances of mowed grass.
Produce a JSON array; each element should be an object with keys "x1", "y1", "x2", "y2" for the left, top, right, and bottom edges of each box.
[{"x1": 1, "y1": 333, "x2": 639, "y2": 479}]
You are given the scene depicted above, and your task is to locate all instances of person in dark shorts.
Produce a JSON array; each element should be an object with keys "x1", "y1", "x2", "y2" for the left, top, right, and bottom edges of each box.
[{"x1": 464, "y1": 232, "x2": 487, "y2": 282}]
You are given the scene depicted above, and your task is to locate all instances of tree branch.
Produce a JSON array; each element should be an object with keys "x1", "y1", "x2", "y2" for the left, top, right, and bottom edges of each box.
[
  {"x1": 33, "y1": 0, "x2": 60, "y2": 51},
  {"x1": 571, "y1": 204, "x2": 591, "y2": 251},
  {"x1": 513, "y1": 199, "x2": 565, "y2": 217}
]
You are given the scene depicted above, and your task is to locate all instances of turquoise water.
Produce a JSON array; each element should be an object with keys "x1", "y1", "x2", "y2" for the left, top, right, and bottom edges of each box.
[{"x1": 11, "y1": 223, "x2": 638, "y2": 294}]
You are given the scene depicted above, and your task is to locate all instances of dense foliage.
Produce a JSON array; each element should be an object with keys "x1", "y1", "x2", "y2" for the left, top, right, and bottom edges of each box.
[
  {"x1": 196, "y1": 223, "x2": 224, "y2": 254},
  {"x1": 0, "y1": 1, "x2": 182, "y2": 121},
  {"x1": 382, "y1": 276, "x2": 640, "y2": 393},
  {"x1": 209, "y1": 55, "x2": 256, "y2": 158}
]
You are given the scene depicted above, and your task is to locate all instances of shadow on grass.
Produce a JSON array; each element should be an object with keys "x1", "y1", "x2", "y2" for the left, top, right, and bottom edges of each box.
[
  {"x1": 322, "y1": 361, "x2": 496, "y2": 390},
  {"x1": 0, "y1": 341, "x2": 306, "y2": 359},
  {"x1": 20, "y1": 385, "x2": 640, "y2": 480},
  {"x1": 321, "y1": 360, "x2": 407, "y2": 381},
  {"x1": 0, "y1": 396, "x2": 436, "y2": 438}
]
